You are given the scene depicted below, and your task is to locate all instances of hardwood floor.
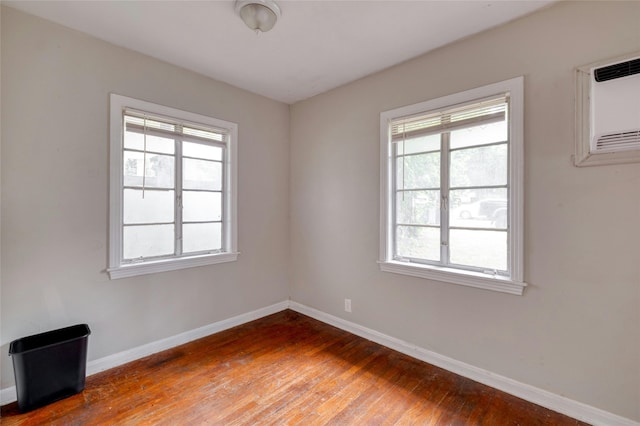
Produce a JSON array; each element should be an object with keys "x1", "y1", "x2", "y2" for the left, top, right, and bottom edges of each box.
[{"x1": 1, "y1": 310, "x2": 586, "y2": 425}]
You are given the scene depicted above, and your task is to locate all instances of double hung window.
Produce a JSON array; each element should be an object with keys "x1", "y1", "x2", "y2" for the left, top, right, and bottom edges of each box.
[
  {"x1": 380, "y1": 78, "x2": 525, "y2": 294},
  {"x1": 109, "y1": 95, "x2": 238, "y2": 279}
]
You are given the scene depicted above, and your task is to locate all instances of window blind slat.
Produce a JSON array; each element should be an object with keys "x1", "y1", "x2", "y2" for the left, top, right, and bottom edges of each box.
[
  {"x1": 391, "y1": 95, "x2": 508, "y2": 142},
  {"x1": 125, "y1": 122, "x2": 227, "y2": 148},
  {"x1": 124, "y1": 109, "x2": 229, "y2": 141},
  {"x1": 391, "y1": 111, "x2": 505, "y2": 141}
]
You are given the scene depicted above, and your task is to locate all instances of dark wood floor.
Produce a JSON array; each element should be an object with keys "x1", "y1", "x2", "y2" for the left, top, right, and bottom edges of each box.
[{"x1": 1, "y1": 310, "x2": 586, "y2": 425}]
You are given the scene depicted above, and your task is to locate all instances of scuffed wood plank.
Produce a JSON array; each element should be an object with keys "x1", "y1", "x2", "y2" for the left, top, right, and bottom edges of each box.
[{"x1": 0, "y1": 311, "x2": 586, "y2": 426}]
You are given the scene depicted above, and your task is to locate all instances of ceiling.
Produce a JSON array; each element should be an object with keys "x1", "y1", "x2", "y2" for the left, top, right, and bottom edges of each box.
[{"x1": 5, "y1": 1, "x2": 555, "y2": 104}]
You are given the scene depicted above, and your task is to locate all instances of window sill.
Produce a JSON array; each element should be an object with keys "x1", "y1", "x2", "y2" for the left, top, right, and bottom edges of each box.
[
  {"x1": 378, "y1": 260, "x2": 526, "y2": 295},
  {"x1": 108, "y1": 252, "x2": 239, "y2": 279}
]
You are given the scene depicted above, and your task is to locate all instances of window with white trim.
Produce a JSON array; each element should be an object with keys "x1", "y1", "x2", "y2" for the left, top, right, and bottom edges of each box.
[
  {"x1": 379, "y1": 78, "x2": 526, "y2": 295},
  {"x1": 109, "y1": 94, "x2": 238, "y2": 279}
]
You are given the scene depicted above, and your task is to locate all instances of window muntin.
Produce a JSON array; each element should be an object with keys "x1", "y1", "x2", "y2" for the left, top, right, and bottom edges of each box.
[
  {"x1": 380, "y1": 78, "x2": 525, "y2": 295},
  {"x1": 109, "y1": 95, "x2": 238, "y2": 279},
  {"x1": 391, "y1": 95, "x2": 509, "y2": 275},
  {"x1": 121, "y1": 111, "x2": 226, "y2": 261}
]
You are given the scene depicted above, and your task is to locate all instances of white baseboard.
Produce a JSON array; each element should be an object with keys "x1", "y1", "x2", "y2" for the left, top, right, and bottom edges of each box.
[
  {"x1": 3, "y1": 299, "x2": 637, "y2": 426},
  {"x1": 288, "y1": 301, "x2": 639, "y2": 426},
  {"x1": 1, "y1": 301, "x2": 289, "y2": 406},
  {"x1": 0, "y1": 387, "x2": 16, "y2": 407},
  {"x1": 86, "y1": 301, "x2": 289, "y2": 377}
]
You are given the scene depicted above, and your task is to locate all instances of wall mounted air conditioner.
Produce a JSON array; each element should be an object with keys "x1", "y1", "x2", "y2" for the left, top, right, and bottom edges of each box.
[{"x1": 575, "y1": 52, "x2": 640, "y2": 166}]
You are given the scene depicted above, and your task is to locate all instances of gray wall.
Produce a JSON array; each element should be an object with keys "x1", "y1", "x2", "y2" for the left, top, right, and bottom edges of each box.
[
  {"x1": 1, "y1": 7, "x2": 290, "y2": 387},
  {"x1": 290, "y1": 1, "x2": 639, "y2": 421}
]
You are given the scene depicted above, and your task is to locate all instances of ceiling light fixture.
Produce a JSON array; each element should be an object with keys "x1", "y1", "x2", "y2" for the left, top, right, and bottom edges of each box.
[{"x1": 235, "y1": 0, "x2": 281, "y2": 33}]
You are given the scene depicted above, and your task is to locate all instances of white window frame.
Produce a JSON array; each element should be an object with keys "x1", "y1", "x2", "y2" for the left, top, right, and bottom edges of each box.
[
  {"x1": 108, "y1": 94, "x2": 238, "y2": 279},
  {"x1": 379, "y1": 77, "x2": 526, "y2": 295}
]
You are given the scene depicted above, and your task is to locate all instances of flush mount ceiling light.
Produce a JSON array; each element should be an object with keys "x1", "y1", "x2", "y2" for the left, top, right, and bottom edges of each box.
[{"x1": 235, "y1": 0, "x2": 281, "y2": 33}]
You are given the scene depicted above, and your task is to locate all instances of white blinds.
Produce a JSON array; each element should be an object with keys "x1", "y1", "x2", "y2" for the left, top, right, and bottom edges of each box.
[
  {"x1": 390, "y1": 95, "x2": 508, "y2": 142},
  {"x1": 124, "y1": 109, "x2": 228, "y2": 146}
]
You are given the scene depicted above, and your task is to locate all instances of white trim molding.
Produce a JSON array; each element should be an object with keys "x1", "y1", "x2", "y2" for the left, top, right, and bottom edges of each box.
[
  {"x1": 0, "y1": 387, "x2": 16, "y2": 407},
  {"x1": 1, "y1": 301, "x2": 288, "y2": 406},
  {"x1": 3, "y1": 300, "x2": 637, "y2": 426},
  {"x1": 108, "y1": 94, "x2": 239, "y2": 279},
  {"x1": 107, "y1": 252, "x2": 239, "y2": 279},
  {"x1": 86, "y1": 301, "x2": 287, "y2": 377},
  {"x1": 379, "y1": 77, "x2": 526, "y2": 295},
  {"x1": 378, "y1": 260, "x2": 526, "y2": 295},
  {"x1": 289, "y1": 301, "x2": 639, "y2": 426}
]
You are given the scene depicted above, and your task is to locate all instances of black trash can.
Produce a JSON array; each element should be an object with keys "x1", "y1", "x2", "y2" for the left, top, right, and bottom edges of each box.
[{"x1": 9, "y1": 324, "x2": 91, "y2": 412}]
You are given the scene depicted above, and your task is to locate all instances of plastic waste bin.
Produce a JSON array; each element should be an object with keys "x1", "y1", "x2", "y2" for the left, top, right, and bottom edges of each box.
[{"x1": 9, "y1": 324, "x2": 91, "y2": 412}]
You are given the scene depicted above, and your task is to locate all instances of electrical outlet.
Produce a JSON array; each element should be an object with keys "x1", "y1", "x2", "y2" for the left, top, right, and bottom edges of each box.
[{"x1": 344, "y1": 299, "x2": 352, "y2": 313}]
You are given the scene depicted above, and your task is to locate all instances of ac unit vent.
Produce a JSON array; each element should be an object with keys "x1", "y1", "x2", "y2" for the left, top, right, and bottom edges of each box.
[
  {"x1": 574, "y1": 51, "x2": 640, "y2": 167},
  {"x1": 595, "y1": 130, "x2": 640, "y2": 152},
  {"x1": 594, "y1": 58, "x2": 640, "y2": 82}
]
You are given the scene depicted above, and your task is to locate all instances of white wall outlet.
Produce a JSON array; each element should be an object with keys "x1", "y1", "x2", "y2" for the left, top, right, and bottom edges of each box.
[{"x1": 344, "y1": 298, "x2": 352, "y2": 313}]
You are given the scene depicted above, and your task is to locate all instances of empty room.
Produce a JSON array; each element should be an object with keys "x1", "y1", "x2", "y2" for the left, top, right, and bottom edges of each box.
[{"x1": 1, "y1": 1, "x2": 639, "y2": 424}]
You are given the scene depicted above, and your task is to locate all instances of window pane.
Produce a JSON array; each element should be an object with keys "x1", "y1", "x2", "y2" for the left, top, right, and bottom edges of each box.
[
  {"x1": 123, "y1": 189, "x2": 174, "y2": 224},
  {"x1": 396, "y1": 190, "x2": 440, "y2": 226},
  {"x1": 396, "y1": 134, "x2": 440, "y2": 155},
  {"x1": 396, "y1": 152, "x2": 440, "y2": 190},
  {"x1": 124, "y1": 151, "x2": 175, "y2": 188},
  {"x1": 124, "y1": 131, "x2": 174, "y2": 154},
  {"x1": 450, "y1": 188, "x2": 507, "y2": 228},
  {"x1": 183, "y1": 191, "x2": 222, "y2": 222},
  {"x1": 395, "y1": 225, "x2": 440, "y2": 262},
  {"x1": 183, "y1": 142, "x2": 223, "y2": 161},
  {"x1": 183, "y1": 158, "x2": 222, "y2": 190},
  {"x1": 450, "y1": 144, "x2": 507, "y2": 188},
  {"x1": 183, "y1": 223, "x2": 222, "y2": 253},
  {"x1": 449, "y1": 229, "x2": 507, "y2": 271},
  {"x1": 123, "y1": 224, "x2": 174, "y2": 259},
  {"x1": 450, "y1": 120, "x2": 507, "y2": 149}
]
